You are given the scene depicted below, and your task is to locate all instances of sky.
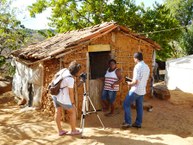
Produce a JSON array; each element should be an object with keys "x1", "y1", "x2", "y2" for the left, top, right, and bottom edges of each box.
[{"x1": 11, "y1": 0, "x2": 164, "y2": 30}]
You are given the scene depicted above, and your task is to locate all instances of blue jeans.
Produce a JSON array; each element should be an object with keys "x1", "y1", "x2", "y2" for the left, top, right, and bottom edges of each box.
[
  {"x1": 101, "y1": 90, "x2": 117, "y2": 104},
  {"x1": 123, "y1": 91, "x2": 144, "y2": 126}
]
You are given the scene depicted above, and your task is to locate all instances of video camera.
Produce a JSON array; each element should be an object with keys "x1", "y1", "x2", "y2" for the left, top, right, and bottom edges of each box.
[{"x1": 79, "y1": 73, "x2": 87, "y2": 82}]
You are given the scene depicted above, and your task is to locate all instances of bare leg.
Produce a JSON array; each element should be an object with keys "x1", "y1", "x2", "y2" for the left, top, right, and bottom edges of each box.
[
  {"x1": 105, "y1": 102, "x2": 116, "y2": 117},
  {"x1": 102, "y1": 100, "x2": 109, "y2": 111},
  {"x1": 55, "y1": 107, "x2": 63, "y2": 133},
  {"x1": 67, "y1": 106, "x2": 81, "y2": 135},
  {"x1": 67, "y1": 106, "x2": 77, "y2": 131},
  {"x1": 110, "y1": 103, "x2": 115, "y2": 114}
]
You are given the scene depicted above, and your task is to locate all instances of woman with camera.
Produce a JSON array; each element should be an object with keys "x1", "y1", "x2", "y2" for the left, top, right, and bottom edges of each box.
[{"x1": 51, "y1": 61, "x2": 81, "y2": 136}]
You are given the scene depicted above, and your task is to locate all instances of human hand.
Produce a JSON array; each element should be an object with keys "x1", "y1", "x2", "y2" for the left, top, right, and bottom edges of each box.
[
  {"x1": 127, "y1": 82, "x2": 132, "y2": 86},
  {"x1": 111, "y1": 83, "x2": 115, "y2": 88}
]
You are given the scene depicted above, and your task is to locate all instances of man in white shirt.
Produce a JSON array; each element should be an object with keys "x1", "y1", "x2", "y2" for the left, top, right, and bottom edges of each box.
[
  {"x1": 122, "y1": 52, "x2": 150, "y2": 129},
  {"x1": 51, "y1": 61, "x2": 81, "y2": 136}
]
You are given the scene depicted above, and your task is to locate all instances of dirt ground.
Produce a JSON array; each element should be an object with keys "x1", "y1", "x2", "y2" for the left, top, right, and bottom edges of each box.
[{"x1": 0, "y1": 89, "x2": 193, "y2": 145}]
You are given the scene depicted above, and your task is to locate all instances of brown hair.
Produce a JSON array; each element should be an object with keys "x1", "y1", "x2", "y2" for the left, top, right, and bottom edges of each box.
[{"x1": 68, "y1": 61, "x2": 81, "y2": 76}]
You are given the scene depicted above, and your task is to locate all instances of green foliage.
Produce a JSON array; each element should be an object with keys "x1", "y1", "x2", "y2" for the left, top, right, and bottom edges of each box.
[
  {"x1": 28, "y1": 0, "x2": 183, "y2": 61},
  {"x1": 165, "y1": 0, "x2": 193, "y2": 57},
  {"x1": 28, "y1": 0, "x2": 48, "y2": 17},
  {"x1": 0, "y1": 1, "x2": 27, "y2": 50},
  {"x1": 6, "y1": 62, "x2": 15, "y2": 76},
  {"x1": 179, "y1": 25, "x2": 193, "y2": 55},
  {"x1": 103, "y1": 0, "x2": 143, "y2": 31},
  {"x1": 140, "y1": 3, "x2": 182, "y2": 60},
  {"x1": 0, "y1": 56, "x2": 6, "y2": 67},
  {"x1": 165, "y1": 0, "x2": 193, "y2": 26},
  {"x1": 0, "y1": 0, "x2": 27, "y2": 76},
  {"x1": 37, "y1": 29, "x2": 56, "y2": 38},
  {"x1": 28, "y1": 0, "x2": 142, "y2": 32}
]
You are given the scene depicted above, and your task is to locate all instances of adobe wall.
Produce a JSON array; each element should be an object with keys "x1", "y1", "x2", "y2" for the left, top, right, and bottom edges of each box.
[
  {"x1": 90, "y1": 31, "x2": 154, "y2": 108},
  {"x1": 41, "y1": 30, "x2": 154, "y2": 117},
  {"x1": 42, "y1": 47, "x2": 88, "y2": 118}
]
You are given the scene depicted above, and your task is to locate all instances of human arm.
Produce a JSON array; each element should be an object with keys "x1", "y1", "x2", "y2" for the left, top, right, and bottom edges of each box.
[
  {"x1": 111, "y1": 68, "x2": 123, "y2": 88},
  {"x1": 127, "y1": 65, "x2": 139, "y2": 86},
  {"x1": 66, "y1": 77, "x2": 75, "y2": 105},
  {"x1": 127, "y1": 79, "x2": 138, "y2": 86},
  {"x1": 69, "y1": 88, "x2": 75, "y2": 105}
]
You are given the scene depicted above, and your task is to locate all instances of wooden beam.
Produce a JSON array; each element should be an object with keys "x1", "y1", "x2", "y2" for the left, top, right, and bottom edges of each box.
[{"x1": 88, "y1": 44, "x2": 110, "y2": 52}]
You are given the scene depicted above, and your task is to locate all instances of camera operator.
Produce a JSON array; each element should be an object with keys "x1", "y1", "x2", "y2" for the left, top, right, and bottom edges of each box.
[
  {"x1": 101, "y1": 59, "x2": 123, "y2": 117},
  {"x1": 51, "y1": 60, "x2": 81, "y2": 136}
]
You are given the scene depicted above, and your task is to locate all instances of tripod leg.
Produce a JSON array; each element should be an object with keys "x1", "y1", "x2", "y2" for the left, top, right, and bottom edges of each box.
[
  {"x1": 81, "y1": 114, "x2": 86, "y2": 138},
  {"x1": 96, "y1": 114, "x2": 105, "y2": 129},
  {"x1": 80, "y1": 82, "x2": 105, "y2": 138},
  {"x1": 87, "y1": 95, "x2": 105, "y2": 129},
  {"x1": 80, "y1": 114, "x2": 83, "y2": 128},
  {"x1": 80, "y1": 94, "x2": 87, "y2": 137}
]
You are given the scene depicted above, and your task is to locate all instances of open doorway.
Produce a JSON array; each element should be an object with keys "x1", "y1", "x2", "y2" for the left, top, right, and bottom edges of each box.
[
  {"x1": 89, "y1": 51, "x2": 111, "y2": 110},
  {"x1": 89, "y1": 51, "x2": 111, "y2": 79}
]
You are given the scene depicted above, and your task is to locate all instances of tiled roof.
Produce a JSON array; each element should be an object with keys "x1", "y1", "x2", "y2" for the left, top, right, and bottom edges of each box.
[{"x1": 12, "y1": 22, "x2": 161, "y2": 63}]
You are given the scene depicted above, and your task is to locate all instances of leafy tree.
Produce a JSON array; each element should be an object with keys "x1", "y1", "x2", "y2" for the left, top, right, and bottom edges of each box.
[
  {"x1": 140, "y1": 3, "x2": 182, "y2": 60},
  {"x1": 165, "y1": 0, "x2": 193, "y2": 56},
  {"x1": 179, "y1": 25, "x2": 193, "y2": 55},
  {"x1": 0, "y1": 0, "x2": 27, "y2": 76},
  {"x1": 28, "y1": 0, "x2": 183, "y2": 60},
  {"x1": 28, "y1": 0, "x2": 142, "y2": 32},
  {"x1": 165, "y1": 0, "x2": 193, "y2": 26}
]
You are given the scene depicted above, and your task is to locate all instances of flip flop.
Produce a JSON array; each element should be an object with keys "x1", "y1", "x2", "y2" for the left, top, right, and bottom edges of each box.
[
  {"x1": 69, "y1": 129, "x2": 81, "y2": 135},
  {"x1": 59, "y1": 130, "x2": 68, "y2": 136}
]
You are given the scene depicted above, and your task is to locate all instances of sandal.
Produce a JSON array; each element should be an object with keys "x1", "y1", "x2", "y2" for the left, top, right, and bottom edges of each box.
[
  {"x1": 59, "y1": 130, "x2": 68, "y2": 136},
  {"x1": 69, "y1": 129, "x2": 81, "y2": 135}
]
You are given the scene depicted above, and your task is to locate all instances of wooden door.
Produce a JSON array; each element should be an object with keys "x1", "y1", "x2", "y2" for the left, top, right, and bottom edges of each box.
[{"x1": 89, "y1": 51, "x2": 111, "y2": 110}]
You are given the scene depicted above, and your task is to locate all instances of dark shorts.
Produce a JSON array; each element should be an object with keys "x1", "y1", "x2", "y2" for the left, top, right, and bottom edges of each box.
[
  {"x1": 101, "y1": 90, "x2": 117, "y2": 104},
  {"x1": 52, "y1": 96, "x2": 73, "y2": 109}
]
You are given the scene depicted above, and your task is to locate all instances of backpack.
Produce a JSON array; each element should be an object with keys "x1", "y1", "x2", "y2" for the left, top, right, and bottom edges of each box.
[
  {"x1": 48, "y1": 69, "x2": 71, "y2": 96},
  {"x1": 49, "y1": 78, "x2": 64, "y2": 96}
]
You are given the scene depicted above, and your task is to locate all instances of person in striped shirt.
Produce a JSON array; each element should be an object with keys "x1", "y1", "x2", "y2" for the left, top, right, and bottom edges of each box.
[{"x1": 101, "y1": 59, "x2": 123, "y2": 117}]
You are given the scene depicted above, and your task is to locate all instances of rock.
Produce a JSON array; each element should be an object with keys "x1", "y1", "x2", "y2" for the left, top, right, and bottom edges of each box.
[{"x1": 153, "y1": 82, "x2": 170, "y2": 100}]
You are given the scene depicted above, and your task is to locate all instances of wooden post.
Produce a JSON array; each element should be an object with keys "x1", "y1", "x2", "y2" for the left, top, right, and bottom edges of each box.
[
  {"x1": 86, "y1": 52, "x2": 90, "y2": 108},
  {"x1": 39, "y1": 62, "x2": 44, "y2": 108}
]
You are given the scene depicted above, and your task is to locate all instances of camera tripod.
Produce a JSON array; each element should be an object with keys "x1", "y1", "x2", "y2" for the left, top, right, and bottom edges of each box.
[{"x1": 80, "y1": 80, "x2": 105, "y2": 138}]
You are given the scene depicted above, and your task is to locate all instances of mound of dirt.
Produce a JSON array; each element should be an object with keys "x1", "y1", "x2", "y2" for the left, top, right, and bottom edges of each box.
[
  {"x1": 0, "y1": 91, "x2": 15, "y2": 105},
  {"x1": 169, "y1": 90, "x2": 193, "y2": 106},
  {"x1": 0, "y1": 77, "x2": 12, "y2": 95}
]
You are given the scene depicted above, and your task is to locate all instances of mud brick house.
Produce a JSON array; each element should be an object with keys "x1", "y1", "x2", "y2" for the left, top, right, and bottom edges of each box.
[{"x1": 11, "y1": 22, "x2": 160, "y2": 116}]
